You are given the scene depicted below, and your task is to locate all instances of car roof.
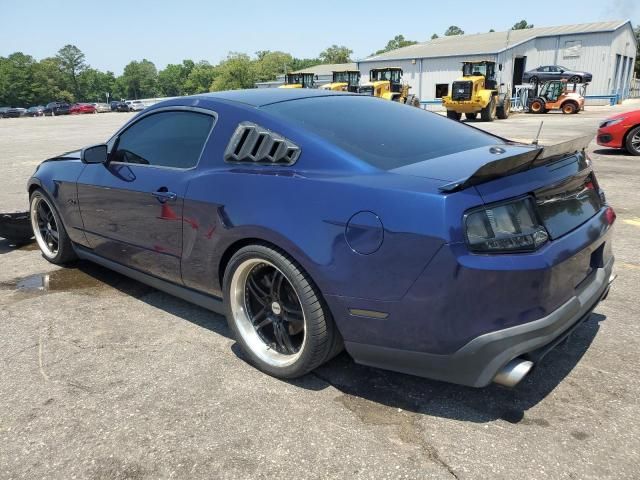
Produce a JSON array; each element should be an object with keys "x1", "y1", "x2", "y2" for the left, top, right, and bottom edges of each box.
[{"x1": 193, "y1": 88, "x2": 359, "y2": 107}]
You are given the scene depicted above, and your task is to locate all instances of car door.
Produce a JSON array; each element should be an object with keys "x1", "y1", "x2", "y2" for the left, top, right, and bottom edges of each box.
[
  {"x1": 547, "y1": 66, "x2": 560, "y2": 80},
  {"x1": 537, "y1": 66, "x2": 549, "y2": 80},
  {"x1": 76, "y1": 108, "x2": 216, "y2": 283}
]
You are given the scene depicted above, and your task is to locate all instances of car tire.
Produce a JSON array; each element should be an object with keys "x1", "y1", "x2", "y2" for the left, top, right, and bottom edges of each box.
[
  {"x1": 624, "y1": 125, "x2": 640, "y2": 156},
  {"x1": 446, "y1": 110, "x2": 462, "y2": 121},
  {"x1": 29, "y1": 189, "x2": 77, "y2": 264},
  {"x1": 480, "y1": 96, "x2": 496, "y2": 122},
  {"x1": 568, "y1": 75, "x2": 581, "y2": 83},
  {"x1": 529, "y1": 98, "x2": 546, "y2": 114},
  {"x1": 530, "y1": 76, "x2": 538, "y2": 86},
  {"x1": 223, "y1": 244, "x2": 341, "y2": 379},
  {"x1": 465, "y1": 112, "x2": 477, "y2": 120},
  {"x1": 561, "y1": 102, "x2": 577, "y2": 114}
]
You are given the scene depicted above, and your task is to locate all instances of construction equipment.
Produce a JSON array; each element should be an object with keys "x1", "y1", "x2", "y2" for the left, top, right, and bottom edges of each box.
[
  {"x1": 357, "y1": 67, "x2": 420, "y2": 107},
  {"x1": 527, "y1": 79, "x2": 586, "y2": 114},
  {"x1": 279, "y1": 72, "x2": 316, "y2": 89},
  {"x1": 442, "y1": 60, "x2": 511, "y2": 121},
  {"x1": 320, "y1": 70, "x2": 361, "y2": 92}
]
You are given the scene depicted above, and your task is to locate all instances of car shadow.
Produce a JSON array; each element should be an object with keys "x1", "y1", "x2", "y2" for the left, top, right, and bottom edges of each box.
[
  {"x1": 592, "y1": 148, "x2": 627, "y2": 156},
  {"x1": 35, "y1": 259, "x2": 605, "y2": 424},
  {"x1": 72, "y1": 260, "x2": 233, "y2": 340},
  {"x1": 289, "y1": 313, "x2": 606, "y2": 424},
  {"x1": 0, "y1": 237, "x2": 37, "y2": 254}
]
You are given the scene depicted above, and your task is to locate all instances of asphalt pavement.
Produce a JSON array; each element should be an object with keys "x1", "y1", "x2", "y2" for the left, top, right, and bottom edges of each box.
[{"x1": 1, "y1": 107, "x2": 639, "y2": 479}]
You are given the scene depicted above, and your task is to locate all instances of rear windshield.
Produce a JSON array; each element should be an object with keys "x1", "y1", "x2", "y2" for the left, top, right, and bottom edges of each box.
[{"x1": 262, "y1": 96, "x2": 500, "y2": 170}]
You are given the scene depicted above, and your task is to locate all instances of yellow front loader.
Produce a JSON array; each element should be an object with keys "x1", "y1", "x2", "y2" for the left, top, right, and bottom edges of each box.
[
  {"x1": 279, "y1": 72, "x2": 316, "y2": 89},
  {"x1": 357, "y1": 67, "x2": 420, "y2": 107},
  {"x1": 442, "y1": 60, "x2": 510, "y2": 121},
  {"x1": 320, "y1": 70, "x2": 361, "y2": 92}
]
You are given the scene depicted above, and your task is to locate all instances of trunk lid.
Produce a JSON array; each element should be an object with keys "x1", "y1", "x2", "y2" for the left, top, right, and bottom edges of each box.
[{"x1": 392, "y1": 134, "x2": 602, "y2": 240}]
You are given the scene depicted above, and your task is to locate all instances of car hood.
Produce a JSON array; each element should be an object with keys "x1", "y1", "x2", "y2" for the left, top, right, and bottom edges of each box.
[
  {"x1": 43, "y1": 149, "x2": 82, "y2": 163},
  {"x1": 391, "y1": 135, "x2": 592, "y2": 192}
]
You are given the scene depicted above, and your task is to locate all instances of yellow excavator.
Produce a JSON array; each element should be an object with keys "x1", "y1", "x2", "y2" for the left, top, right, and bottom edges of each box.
[
  {"x1": 357, "y1": 67, "x2": 420, "y2": 107},
  {"x1": 278, "y1": 72, "x2": 316, "y2": 89},
  {"x1": 320, "y1": 70, "x2": 361, "y2": 92}
]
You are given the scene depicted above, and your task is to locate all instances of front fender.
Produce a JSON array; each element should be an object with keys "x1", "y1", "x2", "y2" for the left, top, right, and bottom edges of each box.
[{"x1": 27, "y1": 159, "x2": 88, "y2": 247}]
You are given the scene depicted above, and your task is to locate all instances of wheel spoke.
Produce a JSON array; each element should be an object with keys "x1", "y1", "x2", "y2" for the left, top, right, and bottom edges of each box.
[
  {"x1": 247, "y1": 276, "x2": 268, "y2": 305},
  {"x1": 49, "y1": 228, "x2": 59, "y2": 240},
  {"x1": 250, "y1": 305, "x2": 268, "y2": 324},
  {"x1": 272, "y1": 320, "x2": 296, "y2": 354},
  {"x1": 255, "y1": 315, "x2": 274, "y2": 330},
  {"x1": 37, "y1": 202, "x2": 48, "y2": 222},
  {"x1": 270, "y1": 270, "x2": 284, "y2": 299}
]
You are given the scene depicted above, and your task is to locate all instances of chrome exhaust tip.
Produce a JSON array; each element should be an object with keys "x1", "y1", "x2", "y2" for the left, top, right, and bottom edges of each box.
[{"x1": 493, "y1": 359, "x2": 534, "y2": 387}]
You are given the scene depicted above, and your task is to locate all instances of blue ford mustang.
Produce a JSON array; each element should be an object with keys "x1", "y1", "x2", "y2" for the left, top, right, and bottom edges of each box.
[{"x1": 27, "y1": 89, "x2": 615, "y2": 387}]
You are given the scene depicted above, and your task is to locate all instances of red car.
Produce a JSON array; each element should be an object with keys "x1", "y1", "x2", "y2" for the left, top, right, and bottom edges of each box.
[
  {"x1": 597, "y1": 109, "x2": 640, "y2": 155},
  {"x1": 69, "y1": 103, "x2": 97, "y2": 115}
]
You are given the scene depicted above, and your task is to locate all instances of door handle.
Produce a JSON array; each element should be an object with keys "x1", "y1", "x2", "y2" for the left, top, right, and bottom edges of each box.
[{"x1": 152, "y1": 190, "x2": 177, "y2": 202}]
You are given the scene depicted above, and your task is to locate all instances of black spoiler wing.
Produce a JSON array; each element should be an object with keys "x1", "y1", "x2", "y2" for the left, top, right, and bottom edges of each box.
[{"x1": 439, "y1": 135, "x2": 593, "y2": 193}]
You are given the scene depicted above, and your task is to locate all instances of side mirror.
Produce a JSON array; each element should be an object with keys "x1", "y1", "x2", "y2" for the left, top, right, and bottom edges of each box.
[
  {"x1": 498, "y1": 64, "x2": 503, "y2": 71},
  {"x1": 559, "y1": 69, "x2": 565, "y2": 73},
  {"x1": 81, "y1": 144, "x2": 108, "y2": 164}
]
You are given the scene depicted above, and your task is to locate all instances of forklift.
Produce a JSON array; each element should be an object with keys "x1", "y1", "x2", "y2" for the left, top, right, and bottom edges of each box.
[
  {"x1": 527, "y1": 79, "x2": 586, "y2": 114},
  {"x1": 279, "y1": 72, "x2": 316, "y2": 89}
]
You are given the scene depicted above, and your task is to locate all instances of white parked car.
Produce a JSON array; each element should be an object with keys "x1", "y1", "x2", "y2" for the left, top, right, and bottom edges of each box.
[
  {"x1": 125, "y1": 100, "x2": 145, "y2": 112},
  {"x1": 91, "y1": 103, "x2": 111, "y2": 113}
]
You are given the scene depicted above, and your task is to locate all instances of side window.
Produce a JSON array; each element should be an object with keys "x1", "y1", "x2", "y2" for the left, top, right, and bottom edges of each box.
[
  {"x1": 112, "y1": 111, "x2": 214, "y2": 168},
  {"x1": 539, "y1": 66, "x2": 549, "y2": 72}
]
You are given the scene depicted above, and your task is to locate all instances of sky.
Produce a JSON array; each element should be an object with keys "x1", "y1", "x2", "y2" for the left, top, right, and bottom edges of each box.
[{"x1": 1, "y1": 0, "x2": 638, "y2": 74}]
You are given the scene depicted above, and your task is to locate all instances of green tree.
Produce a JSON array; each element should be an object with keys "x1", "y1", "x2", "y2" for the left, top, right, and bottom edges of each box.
[
  {"x1": 158, "y1": 60, "x2": 194, "y2": 96},
  {"x1": 374, "y1": 35, "x2": 418, "y2": 55},
  {"x1": 55, "y1": 45, "x2": 88, "y2": 100},
  {"x1": 79, "y1": 68, "x2": 116, "y2": 102},
  {"x1": 289, "y1": 57, "x2": 321, "y2": 72},
  {"x1": 119, "y1": 59, "x2": 158, "y2": 99},
  {"x1": 254, "y1": 51, "x2": 294, "y2": 81},
  {"x1": 210, "y1": 53, "x2": 256, "y2": 91},
  {"x1": 512, "y1": 20, "x2": 534, "y2": 30},
  {"x1": 318, "y1": 45, "x2": 352, "y2": 64},
  {"x1": 489, "y1": 29, "x2": 495, "y2": 32},
  {"x1": 444, "y1": 25, "x2": 464, "y2": 36},
  {"x1": 0, "y1": 53, "x2": 39, "y2": 106},
  {"x1": 31, "y1": 57, "x2": 68, "y2": 104},
  {"x1": 183, "y1": 61, "x2": 217, "y2": 94},
  {"x1": 431, "y1": 33, "x2": 439, "y2": 40}
]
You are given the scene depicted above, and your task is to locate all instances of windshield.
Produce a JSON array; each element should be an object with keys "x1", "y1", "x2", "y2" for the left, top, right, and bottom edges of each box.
[
  {"x1": 370, "y1": 69, "x2": 401, "y2": 83},
  {"x1": 263, "y1": 96, "x2": 499, "y2": 170}
]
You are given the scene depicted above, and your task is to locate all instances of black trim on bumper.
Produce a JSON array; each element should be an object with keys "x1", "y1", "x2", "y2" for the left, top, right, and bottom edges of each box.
[{"x1": 345, "y1": 257, "x2": 614, "y2": 387}]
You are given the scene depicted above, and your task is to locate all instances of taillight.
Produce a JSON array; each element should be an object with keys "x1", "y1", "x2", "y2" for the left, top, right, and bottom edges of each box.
[{"x1": 464, "y1": 197, "x2": 549, "y2": 253}]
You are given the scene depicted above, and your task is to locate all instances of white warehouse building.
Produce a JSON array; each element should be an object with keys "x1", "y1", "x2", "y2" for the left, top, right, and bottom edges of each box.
[{"x1": 357, "y1": 20, "x2": 637, "y2": 102}]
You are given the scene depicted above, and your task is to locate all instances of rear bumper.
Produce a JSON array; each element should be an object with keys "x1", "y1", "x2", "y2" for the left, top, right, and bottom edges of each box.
[{"x1": 345, "y1": 256, "x2": 614, "y2": 387}]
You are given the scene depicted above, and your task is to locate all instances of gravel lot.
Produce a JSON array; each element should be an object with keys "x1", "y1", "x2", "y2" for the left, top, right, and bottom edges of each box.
[{"x1": 1, "y1": 107, "x2": 639, "y2": 479}]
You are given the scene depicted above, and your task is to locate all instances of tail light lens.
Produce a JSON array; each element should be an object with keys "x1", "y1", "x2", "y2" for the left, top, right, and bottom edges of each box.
[{"x1": 465, "y1": 197, "x2": 549, "y2": 253}]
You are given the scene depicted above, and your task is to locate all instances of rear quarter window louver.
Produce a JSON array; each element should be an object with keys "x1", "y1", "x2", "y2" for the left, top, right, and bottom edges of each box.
[{"x1": 224, "y1": 122, "x2": 301, "y2": 165}]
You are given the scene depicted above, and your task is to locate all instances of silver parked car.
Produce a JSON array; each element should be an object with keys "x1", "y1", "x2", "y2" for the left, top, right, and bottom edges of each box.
[
  {"x1": 91, "y1": 103, "x2": 111, "y2": 113},
  {"x1": 125, "y1": 100, "x2": 146, "y2": 112}
]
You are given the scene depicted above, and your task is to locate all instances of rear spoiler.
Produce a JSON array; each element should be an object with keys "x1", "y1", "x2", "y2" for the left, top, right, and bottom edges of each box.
[{"x1": 438, "y1": 134, "x2": 593, "y2": 193}]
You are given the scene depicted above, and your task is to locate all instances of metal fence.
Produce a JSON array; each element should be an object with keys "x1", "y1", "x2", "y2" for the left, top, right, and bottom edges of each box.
[{"x1": 629, "y1": 78, "x2": 640, "y2": 99}]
